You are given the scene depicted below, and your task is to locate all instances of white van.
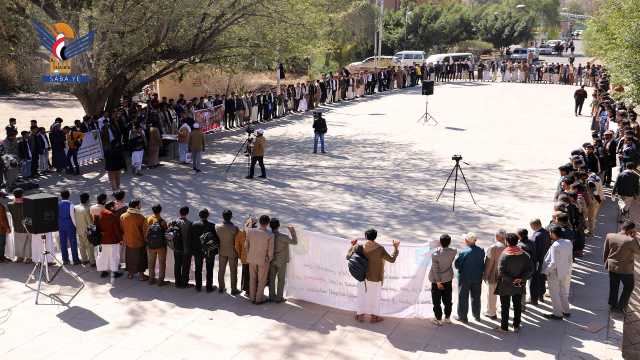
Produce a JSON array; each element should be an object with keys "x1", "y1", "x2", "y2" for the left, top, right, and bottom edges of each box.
[
  {"x1": 424, "y1": 52, "x2": 475, "y2": 65},
  {"x1": 393, "y1": 51, "x2": 426, "y2": 66}
]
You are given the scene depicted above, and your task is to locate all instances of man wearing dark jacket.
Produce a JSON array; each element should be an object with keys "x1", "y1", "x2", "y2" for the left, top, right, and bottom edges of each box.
[
  {"x1": 312, "y1": 111, "x2": 328, "y2": 154},
  {"x1": 574, "y1": 85, "x2": 588, "y2": 116},
  {"x1": 224, "y1": 94, "x2": 236, "y2": 129},
  {"x1": 186, "y1": 208, "x2": 219, "y2": 292},
  {"x1": 496, "y1": 233, "x2": 533, "y2": 332},
  {"x1": 530, "y1": 219, "x2": 552, "y2": 304},
  {"x1": 454, "y1": 232, "x2": 485, "y2": 323},
  {"x1": 517, "y1": 228, "x2": 537, "y2": 311},
  {"x1": 603, "y1": 130, "x2": 618, "y2": 187},
  {"x1": 613, "y1": 162, "x2": 640, "y2": 210},
  {"x1": 173, "y1": 206, "x2": 192, "y2": 288},
  {"x1": 17, "y1": 131, "x2": 33, "y2": 178}
]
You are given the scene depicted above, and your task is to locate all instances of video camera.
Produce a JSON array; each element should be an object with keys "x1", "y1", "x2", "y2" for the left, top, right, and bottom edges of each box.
[
  {"x1": 452, "y1": 155, "x2": 463, "y2": 162},
  {"x1": 245, "y1": 125, "x2": 255, "y2": 135}
]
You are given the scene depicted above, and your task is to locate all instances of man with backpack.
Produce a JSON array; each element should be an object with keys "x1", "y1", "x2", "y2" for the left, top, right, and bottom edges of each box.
[
  {"x1": 143, "y1": 204, "x2": 168, "y2": 286},
  {"x1": 187, "y1": 208, "x2": 219, "y2": 292},
  {"x1": 347, "y1": 229, "x2": 399, "y2": 323},
  {"x1": 170, "y1": 206, "x2": 192, "y2": 288}
]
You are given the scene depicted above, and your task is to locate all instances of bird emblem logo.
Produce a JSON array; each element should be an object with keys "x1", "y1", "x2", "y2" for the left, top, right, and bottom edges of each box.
[{"x1": 32, "y1": 20, "x2": 94, "y2": 71}]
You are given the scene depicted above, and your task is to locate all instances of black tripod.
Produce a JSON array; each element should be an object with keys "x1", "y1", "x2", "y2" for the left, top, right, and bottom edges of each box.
[
  {"x1": 224, "y1": 130, "x2": 253, "y2": 176},
  {"x1": 436, "y1": 155, "x2": 478, "y2": 211}
]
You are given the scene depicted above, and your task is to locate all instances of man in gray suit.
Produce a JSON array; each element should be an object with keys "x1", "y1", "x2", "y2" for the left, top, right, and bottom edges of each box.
[
  {"x1": 216, "y1": 209, "x2": 240, "y2": 295},
  {"x1": 604, "y1": 220, "x2": 640, "y2": 311},
  {"x1": 268, "y1": 218, "x2": 298, "y2": 303},
  {"x1": 245, "y1": 215, "x2": 274, "y2": 304}
]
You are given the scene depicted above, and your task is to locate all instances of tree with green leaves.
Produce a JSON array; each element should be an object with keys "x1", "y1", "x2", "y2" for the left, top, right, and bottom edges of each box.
[
  {"x1": 9, "y1": 0, "x2": 320, "y2": 115},
  {"x1": 475, "y1": 5, "x2": 536, "y2": 52},
  {"x1": 584, "y1": 0, "x2": 640, "y2": 104},
  {"x1": 383, "y1": 2, "x2": 474, "y2": 53}
]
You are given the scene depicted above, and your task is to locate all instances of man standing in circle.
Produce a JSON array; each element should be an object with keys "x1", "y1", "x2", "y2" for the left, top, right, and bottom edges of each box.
[
  {"x1": 312, "y1": 111, "x2": 327, "y2": 154},
  {"x1": 247, "y1": 129, "x2": 267, "y2": 179}
]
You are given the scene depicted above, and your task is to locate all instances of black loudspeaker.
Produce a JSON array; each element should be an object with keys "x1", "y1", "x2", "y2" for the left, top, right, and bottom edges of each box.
[
  {"x1": 23, "y1": 193, "x2": 59, "y2": 234},
  {"x1": 422, "y1": 80, "x2": 434, "y2": 95}
]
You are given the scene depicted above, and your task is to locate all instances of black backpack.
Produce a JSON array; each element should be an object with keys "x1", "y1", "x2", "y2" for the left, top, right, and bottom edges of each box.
[
  {"x1": 146, "y1": 221, "x2": 166, "y2": 249},
  {"x1": 347, "y1": 245, "x2": 368, "y2": 282},
  {"x1": 87, "y1": 223, "x2": 101, "y2": 247},
  {"x1": 165, "y1": 221, "x2": 182, "y2": 250},
  {"x1": 200, "y1": 231, "x2": 219, "y2": 257}
]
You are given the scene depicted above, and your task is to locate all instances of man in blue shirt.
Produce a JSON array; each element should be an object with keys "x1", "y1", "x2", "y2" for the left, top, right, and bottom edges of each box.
[
  {"x1": 58, "y1": 189, "x2": 80, "y2": 265},
  {"x1": 455, "y1": 232, "x2": 485, "y2": 323}
]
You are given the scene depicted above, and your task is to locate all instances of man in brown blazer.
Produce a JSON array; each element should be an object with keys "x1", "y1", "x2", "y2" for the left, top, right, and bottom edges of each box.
[
  {"x1": 245, "y1": 215, "x2": 274, "y2": 304},
  {"x1": 604, "y1": 220, "x2": 640, "y2": 311}
]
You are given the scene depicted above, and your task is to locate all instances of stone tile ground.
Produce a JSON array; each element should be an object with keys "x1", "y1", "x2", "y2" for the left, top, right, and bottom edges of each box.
[{"x1": 0, "y1": 75, "x2": 627, "y2": 359}]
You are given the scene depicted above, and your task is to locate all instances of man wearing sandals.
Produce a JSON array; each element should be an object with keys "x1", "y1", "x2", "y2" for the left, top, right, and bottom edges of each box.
[{"x1": 348, "y1": 229, "x2": 399, "y2": 323}]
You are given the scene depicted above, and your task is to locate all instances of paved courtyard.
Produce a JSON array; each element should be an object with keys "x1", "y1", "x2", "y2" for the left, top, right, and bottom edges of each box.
[{"x1": 0, "y1": 81, "x2": 625, "y2": 359}]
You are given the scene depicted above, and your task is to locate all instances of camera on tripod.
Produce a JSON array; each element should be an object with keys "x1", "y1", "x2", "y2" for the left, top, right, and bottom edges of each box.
[
  {"x1": 452, "y1": 155, "x2": 463, "y2": 162},
  {"x1": 246, "y1": 125, "x2": 255, "y2": 135}
]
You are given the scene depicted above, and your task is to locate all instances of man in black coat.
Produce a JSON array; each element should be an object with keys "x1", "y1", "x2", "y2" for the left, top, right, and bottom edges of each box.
[
  {"x1": 530, "y1": 219, "x2": 552, "y2": 304},
  {"x1": 574, "y1": 85, "x2": 588, "y2": 116},
  {"x1": 603, "y1": 130, "x2": 618, "y2": 186},
  {"x1": 319, "y1": 77, "x2": 327, "y2": 104},
  {"x1": 17, "y1": 131, "x2": 33, "y2": 178},
  {"x1": 613, "y1": 162, "x2": 640, "y2": 210},
  {"x1": 186, "y1": 208, "x2": 219, "y2": 292},
  {"x1": 224, "y1": 94, "x2": 235, "y2": 129}
]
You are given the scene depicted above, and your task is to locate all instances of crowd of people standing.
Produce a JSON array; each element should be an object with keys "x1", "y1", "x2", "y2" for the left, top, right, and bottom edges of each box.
[{"x1": 425, "y1": 59, "x2": 604, "y2": 86}]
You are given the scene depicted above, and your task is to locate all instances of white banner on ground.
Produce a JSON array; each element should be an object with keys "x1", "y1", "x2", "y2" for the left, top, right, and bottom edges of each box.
[
  {"x1": 76, "y1": 130, "x2": 103, "y2": 165},
  {"x1": 286, "y1": 230, "x2": 435, "y2": 318}
]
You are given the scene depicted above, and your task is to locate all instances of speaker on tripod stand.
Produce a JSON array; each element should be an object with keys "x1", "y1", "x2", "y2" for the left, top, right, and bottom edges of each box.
[
  {"x1": 23, "y1": 193, "x2": 84, "y2": 304},
  {"x1": 422, "y1": 80, "x2": 434, "y2": 95},
  {"x1": 418, "y1": 80, "x2": 438, "y2": 125}
]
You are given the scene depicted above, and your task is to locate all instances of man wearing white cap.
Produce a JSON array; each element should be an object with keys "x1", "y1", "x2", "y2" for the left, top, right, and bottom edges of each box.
[
  {"x1": 247, "y1": 129, "x2": 267, "y2": 179},
  {"x1": 188, "y1": 122, "x2": 205, "y2": 172}
]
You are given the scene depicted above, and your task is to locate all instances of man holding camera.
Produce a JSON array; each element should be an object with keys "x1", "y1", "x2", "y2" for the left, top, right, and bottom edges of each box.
[
  {"x1": 246, "y1": 129, "x2": 267, "y2": 179},
  {"x1": 312, "y1": 111, "x2": 327, "y2": 154}
]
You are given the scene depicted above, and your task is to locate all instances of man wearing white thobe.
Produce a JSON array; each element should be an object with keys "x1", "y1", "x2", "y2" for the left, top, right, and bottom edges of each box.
[{"x1": 542, "y1": 225, "x2": 574, "y2": 320}]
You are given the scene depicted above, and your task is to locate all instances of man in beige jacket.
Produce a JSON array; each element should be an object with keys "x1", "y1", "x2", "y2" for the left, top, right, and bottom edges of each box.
[
  {"x1": 247, "y1": 129, "x2": 267, "y2": 179},
  {"x1": 188, "y1": 122, "x2": 205, "y2": 172},
  {"x1": 245, "y1": 214, "x2": 274, "y2": 304},
  {"x1": 74, "y1": 192, "x2": 95, "y2": 266},
  {"x1": 483, "y1": 229, "x2": 506, "y2": 320}
]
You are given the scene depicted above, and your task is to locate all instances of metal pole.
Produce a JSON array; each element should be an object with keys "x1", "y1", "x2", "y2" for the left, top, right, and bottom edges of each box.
[{"x1": 378, "y1": 0, "x2": 384, "y2": 59}]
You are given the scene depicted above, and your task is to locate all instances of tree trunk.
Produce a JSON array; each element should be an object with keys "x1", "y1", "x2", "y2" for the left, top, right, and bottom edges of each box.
[{"x1": 74, "y1": 86, "x2": 108, "y2": 116}]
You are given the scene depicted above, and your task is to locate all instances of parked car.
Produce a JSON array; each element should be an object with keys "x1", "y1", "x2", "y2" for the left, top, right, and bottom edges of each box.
[
  {"x1": 424, "y1": 52, "x2": 475, "y2": 65},
  {"x1": 393, "y1": 51, "x2": 426, "y2": 66},
  {"x1": 346, "y1": 56, "x2": 399, "y2": 71},
  {"x1": 537, "y1": 44, "x2": 555, "y2": 55},
  {"x1": 510, "y1": 47, "x2": 539, "y2": 62}
]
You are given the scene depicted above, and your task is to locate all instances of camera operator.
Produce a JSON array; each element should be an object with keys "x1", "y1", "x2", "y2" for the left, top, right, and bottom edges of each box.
[
  {"x1": 312, "y1": 111, "x2": 327, "y2": 154},
  {"x1": 246, "y1": 129, "x2": 267, "y2": 179}
]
